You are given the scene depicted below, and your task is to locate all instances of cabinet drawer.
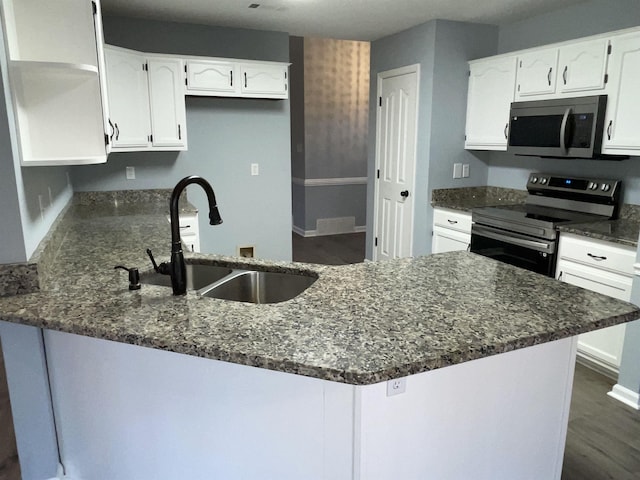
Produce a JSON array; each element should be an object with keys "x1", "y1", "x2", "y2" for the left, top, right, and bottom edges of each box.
[
  {"x1": 178, "y1": 214, "x2": 198, "y2": 236},
  {"x1": 558, "y1": 234, "x2": 634, "y2": 276},
  {"x1": 433, "y1": 208, "x2": 472, "y2": 234}
]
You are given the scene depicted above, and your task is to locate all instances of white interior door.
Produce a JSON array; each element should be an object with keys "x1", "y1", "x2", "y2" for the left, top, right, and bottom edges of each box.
[{"x1": 374, "y1": 66, "x2": 419, "y2": 260}]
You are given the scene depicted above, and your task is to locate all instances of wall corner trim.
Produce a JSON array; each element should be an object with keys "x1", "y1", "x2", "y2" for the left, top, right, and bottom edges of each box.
[{"x1": 607, "y1": 383, "x2": 640, "y2": 410}]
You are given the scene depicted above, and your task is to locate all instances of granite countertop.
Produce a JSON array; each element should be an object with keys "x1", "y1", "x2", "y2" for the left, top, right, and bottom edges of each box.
[
  {"x1": 432, "y1": 187, "x2": 640, "y2": 248},
  {"x1": 431, "y1": 186, "x2": 527, "y2": 212},
  {"x1": 557, "y1": 204, "x2": 640, "y2": 248},
  {"x1": 0, "y1": 198, "x2": 638, "y2": 385}
]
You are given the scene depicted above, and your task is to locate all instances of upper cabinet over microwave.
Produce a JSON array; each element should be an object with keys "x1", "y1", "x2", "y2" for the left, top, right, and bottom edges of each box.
[
  {"x1": 465, "y1": 26, "x2": 640, "y2": 156},
  {"x1": 514, "y1": 39, "x2": 610, "y2": 100}
]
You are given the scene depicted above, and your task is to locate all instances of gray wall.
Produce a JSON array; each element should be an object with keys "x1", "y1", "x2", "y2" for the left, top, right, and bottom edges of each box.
[
  {"x1": 367, "y1": 20, "x2": 498, "y2": 258},
  {"x1": 498, "y1": 0, "x2": 640, "y2": 53},
  {"x1": 70, "y1": 16, "x2": 292, "y2": 261},
  {"x1": 0, "y1": 23, "x2": 73, "y2": 263}
]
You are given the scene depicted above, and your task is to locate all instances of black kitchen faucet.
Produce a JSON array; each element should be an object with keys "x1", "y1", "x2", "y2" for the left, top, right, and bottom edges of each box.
[{"x1": 147, "y1": 176, "x2": 223, "y2": 295}]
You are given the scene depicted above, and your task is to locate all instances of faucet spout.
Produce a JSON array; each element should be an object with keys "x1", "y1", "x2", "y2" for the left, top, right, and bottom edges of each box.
[{"x1": 169, "y1": 175, "x2": 223, "y2": 295}]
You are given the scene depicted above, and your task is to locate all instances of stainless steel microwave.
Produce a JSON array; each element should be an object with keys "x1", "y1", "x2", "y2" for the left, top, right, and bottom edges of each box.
[{"x1": 507, "y1": 95, "x2": 623, "y2": 159}]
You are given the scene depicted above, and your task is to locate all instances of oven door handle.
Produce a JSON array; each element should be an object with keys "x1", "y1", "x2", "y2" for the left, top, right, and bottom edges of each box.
[{"x1": 472, "y1": 224, "x2": 554, "y2": 253}]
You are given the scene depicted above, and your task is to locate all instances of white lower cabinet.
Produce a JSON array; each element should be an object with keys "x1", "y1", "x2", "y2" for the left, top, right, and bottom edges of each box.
[
  {"x1": 432, "y1": 208, "x2": 471, "y2": 254},
  {"x1": 556, "y1": 233, "x2": 634, "y2": 376},
  {"x1": 178, "y1": 213, "x2": 200, "y2": 253}
]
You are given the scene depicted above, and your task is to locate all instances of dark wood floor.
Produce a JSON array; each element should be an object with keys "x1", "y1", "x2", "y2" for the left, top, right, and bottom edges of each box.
[
  {"x1": 563, "y1": 363, "x2": 640, "y2": 480},
  {"x1": 293, "y1": 232, "x2": 640, "y2": 479},
  {"x1": 292, "y1": 231, "x2": 366, "y2": 265}
]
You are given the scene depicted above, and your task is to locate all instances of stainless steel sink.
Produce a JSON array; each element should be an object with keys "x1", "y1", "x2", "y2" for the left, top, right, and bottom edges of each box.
[
  {"x1": 141, "y1": 264, "x2": 233, "y2": 290},
  {"x1": 200, "y1": 270, "x2": 317, "y2": 304},
  {"x1": 141, "y1": 262, "x2": 316, "y2": 303}
]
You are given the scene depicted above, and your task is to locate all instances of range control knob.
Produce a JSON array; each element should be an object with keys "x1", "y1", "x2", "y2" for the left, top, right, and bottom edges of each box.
[
  {"x1": 530, "y1": 176, "x2": 538, "y2": 184},
  {"x1": 601, "y1": 183, "x2": 611, "y2": 192},
  {"x1": 540, "y1": 177, "x2": 548, "y2": 185},
  {"x1": 588, "y1": 182, "x2": 598, "y2": 190}
]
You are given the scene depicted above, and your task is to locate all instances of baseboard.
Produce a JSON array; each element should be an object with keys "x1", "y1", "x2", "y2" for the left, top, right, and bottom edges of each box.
[
  {"x1": 608, "y1": 384, "x2": 640, "y2": 410},
  {"x1": 576, "y1": 352, "x2": 618, "y2": 380}
]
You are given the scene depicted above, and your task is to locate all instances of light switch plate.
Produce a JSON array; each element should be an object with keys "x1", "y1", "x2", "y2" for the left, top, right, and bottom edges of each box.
[
  {"x1": 251, "y1": 163, "x2": 259, "y2": 176},
  {"x1": 126, "y1": 166, "x2": 135, "y2": 180},
  {"x1": 453, "y1": 163, "x2": 463, "y2": 179},
  {"x1": 462, "y1": 164, "x2": 470, "y2": 178}
]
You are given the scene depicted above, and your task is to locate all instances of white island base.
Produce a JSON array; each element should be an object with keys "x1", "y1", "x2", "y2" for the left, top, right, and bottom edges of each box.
[{"x1": 1, "y1": 323, "x2": 577, "y2": 480}]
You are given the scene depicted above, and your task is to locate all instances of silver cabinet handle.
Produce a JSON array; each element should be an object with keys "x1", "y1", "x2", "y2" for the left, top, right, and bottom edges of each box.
[
  {"x1": 547, "y1": 67, "x2": 552, "y2": 86},
  {"x1": 557, "y1": 271, "x2": 563, "y2": 281},
  {"x1": 562, "y1": 65, "x2": 568, "y2": 85},
  {"x1": 607, "y1": 120, "x2": 613, "y2": 140},
  {"x1": 447, "y1": 219, "x2": 458, "y2": 224},
  {"x1": 504, "y1": 123, "x2": 509, "y2": 139},
  {"x1": 587, "y1": 253, "x2": 607, "y2": 261}
]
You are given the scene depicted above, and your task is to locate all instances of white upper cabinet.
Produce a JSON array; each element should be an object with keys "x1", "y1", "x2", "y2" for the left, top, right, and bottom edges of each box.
[
  {"x1": 601, "y1": 31, "x2": 640, "y2": 156},
  {"x1": 147, "y1": 57, "x2": 187, "y2": 149},
  {"x1": 0, "y1": 0, "x2": 109, "y2": 165},
  {"x1": 105, "y1": 46, "x2": 187, "y2": 152},
  {"x1": 105, "y1": 47, "x2": 150, "y2": 149},
  {"x1": 185, "y1": 59, "x2": 238, "y2": 96},
  {"x1": 464, "y1": 56, "x2": 517, "y2": 150},
  {"x1": 240, "y1": 63, "x2": 288, "y2": 98},
  {"x1": 183, "y1": 58, "x2": 289, "y2": 99},
  {"x1": 466, "y1": 26, "x2": 640, "y2": 152},
  {"x1": 515, "y1": 48, "x2": 559, "y2": 99},
  {"x1": 557, "y1": 38, "x2": 609, "y2": 94}
]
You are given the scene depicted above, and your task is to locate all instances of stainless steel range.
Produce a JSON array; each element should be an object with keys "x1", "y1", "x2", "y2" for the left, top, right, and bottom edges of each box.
[{"x1": 470, "y1": 173, "x2": 622, "y2": 277}]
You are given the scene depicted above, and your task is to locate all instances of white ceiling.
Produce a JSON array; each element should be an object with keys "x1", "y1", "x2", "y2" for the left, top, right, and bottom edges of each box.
[{"x1": 100, "y1": 0, "x2": 588, "y2": 41}]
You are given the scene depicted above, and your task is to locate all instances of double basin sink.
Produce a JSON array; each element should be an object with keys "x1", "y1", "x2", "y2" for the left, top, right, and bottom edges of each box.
[{"x1": 141, "y1": 263, "x2": 317, "y2": 304}]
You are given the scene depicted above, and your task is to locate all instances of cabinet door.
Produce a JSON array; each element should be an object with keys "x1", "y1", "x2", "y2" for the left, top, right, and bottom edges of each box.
[
  {"x1": 2, "y1": 0, "x2": 109, "y2": 165},
  {"x1": 601, "y1": 31, "x2": 640, "y2": 155},
  {"x1": 557, "y1": 39, "x2": 609, "y2": 94},
  {"x1": 515, "y1": 48, "x2": 558, "y2": 99},
  {"x1": 105, "y1": 47, "x2": 150, "y2": 149},
  {"x1": 464, "y1": 56, "x2": 517, "y2": 150},
  {"x1": 185, "y1": 60, "x2": 238, "y2": 96},
  {"x1": 147, "y1": 58, "x2": 187, "y2": 149},
  {"x1": 432, "y1": 226, "x2": 470, "y2": 254},
  {"x1": 240, "y1": 64, "x2": 288, "y2": 98},
  {"x1": 556, "y1": 259, "x2": 630, "y2": 373}
]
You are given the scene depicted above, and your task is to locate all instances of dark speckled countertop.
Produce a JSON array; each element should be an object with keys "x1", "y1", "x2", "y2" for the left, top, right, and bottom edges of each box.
[
  {"x1": 0, "y1": 197, "x2": 638, "y2": 385},
  {"x1": 432, "y1": 187, "x2": 640, "y2": 248}
]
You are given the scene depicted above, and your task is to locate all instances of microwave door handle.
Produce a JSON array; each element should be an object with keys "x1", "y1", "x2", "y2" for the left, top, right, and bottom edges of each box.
[{"x1": 559, "y1": 107, "x2": 572, "y2": 155}]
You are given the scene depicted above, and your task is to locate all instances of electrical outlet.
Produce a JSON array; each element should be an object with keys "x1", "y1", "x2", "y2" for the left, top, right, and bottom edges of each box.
[
  {"x1": 462, "y1": 164, "x2": 470, "y2": 178},
  {"x1": 386, "y1": 377, "x2": 407, "y2": 396},
  {"x1": 126, "y1": 166, "x2": 135, "y2": 180},
  {"x1": 251, "y1": 163, "x2": 259, "y2": 176},
  {"x1": 453, "y1": 163, "x2": 463, "y2": 179}
]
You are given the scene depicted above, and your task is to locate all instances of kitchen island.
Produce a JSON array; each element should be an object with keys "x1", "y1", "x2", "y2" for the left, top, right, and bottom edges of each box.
[{"x1": 0, "y1": 194, "x2": 638, "y2": 480}]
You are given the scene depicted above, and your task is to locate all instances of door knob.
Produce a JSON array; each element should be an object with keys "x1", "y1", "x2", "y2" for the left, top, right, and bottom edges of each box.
[{"x1": 400, "y1": 190, "x2": 409, "y2": 198}]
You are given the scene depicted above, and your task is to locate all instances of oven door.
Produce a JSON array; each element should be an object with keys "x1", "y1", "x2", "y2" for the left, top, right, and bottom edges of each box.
[{"x1": 470, "y1": 223, "x2": 557, "y2": 277}]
